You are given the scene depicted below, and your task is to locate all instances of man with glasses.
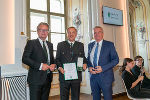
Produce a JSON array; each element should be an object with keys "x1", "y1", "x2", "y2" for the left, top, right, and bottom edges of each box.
[
  {"x1": 132, "y1": 56, "x2": 150, "y2": 89},
  {"x1": 22, "y1": 22, "x2": 55, "y2": 100}
]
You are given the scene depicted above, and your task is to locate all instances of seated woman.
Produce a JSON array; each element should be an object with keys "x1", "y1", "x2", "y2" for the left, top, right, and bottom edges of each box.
[
  {"x1": 122, "y1": 58, "x2": 150, "y2": 98},
  {"x1": 132, "y1": 56, "x2": 150, "y2": 89}
]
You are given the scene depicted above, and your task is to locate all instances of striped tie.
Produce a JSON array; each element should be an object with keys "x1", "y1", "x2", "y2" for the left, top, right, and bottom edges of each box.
[
  {"x1": 43, "y1": 41, "x2": 48, "y2": 60},
  {"x1": 43, "y1": 41, "x2": 50, "y2": 73},
  {"x1": 93, "y1": 43, "x2": 99, "y2": 68}
]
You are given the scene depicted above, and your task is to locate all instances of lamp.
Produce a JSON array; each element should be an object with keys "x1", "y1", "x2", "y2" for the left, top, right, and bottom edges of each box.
[{"x1": 0, "y1": 0, "x2": 15, "y2": 99}]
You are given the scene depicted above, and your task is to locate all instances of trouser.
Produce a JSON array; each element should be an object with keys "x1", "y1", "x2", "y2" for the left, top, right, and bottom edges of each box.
[
  {"x1": 60, "y1": 81, "x2": 80, "y2": 100},
  {"x1": 90, "y1": 74, "x2": 113, "y2": 100},
  {"x1": 29, "y1": 75, "x2": 51, "y2": 100}
]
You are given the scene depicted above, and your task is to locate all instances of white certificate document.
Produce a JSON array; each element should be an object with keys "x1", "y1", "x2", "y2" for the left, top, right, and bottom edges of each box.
[
  {"x1": 77, "y1": 57, "x2": 83, "y2": 71},
  {"x1": 63, "y1": 63, "x2": 78, "y2": 80},
  {"x1": 77, "y1": 57, "x2": 83, "y2": 67}
]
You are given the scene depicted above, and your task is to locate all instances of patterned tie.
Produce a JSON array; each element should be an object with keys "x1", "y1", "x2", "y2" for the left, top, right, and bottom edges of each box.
[
  {"x1": 93, "y1": 43, "x2": 99, "y2": 68},
  {"x1": 43, "y1": 41, "x2": 48, "y2": 60},
  {"x1": 70, "y1": 43, "x2": 73, "y2": 48},
  {"x1": 70, "y1": 43, "x2": 73, "y2": 56},
  {"x1": 43, "y1": 41, "x2": 50, "y2": 73}
]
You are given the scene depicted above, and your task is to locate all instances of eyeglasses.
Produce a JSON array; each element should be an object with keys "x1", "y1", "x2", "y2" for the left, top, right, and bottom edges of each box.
[
  {"x1": 136, "y1": 59, "x2": 143, "y2": 62},
  {"x1": 94, "y1": 31, "x2": 103, "y2": 34},
  {"x1": 38, "y1": 29, "x2": 49, "y2": 33}
]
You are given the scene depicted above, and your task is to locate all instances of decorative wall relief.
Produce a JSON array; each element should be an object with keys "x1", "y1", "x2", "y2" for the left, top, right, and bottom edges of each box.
[
  {"x1": 73, "y1": 8, "x2": 83, "y2": 41},
  {"x1": 136, "y1": 22, "x2": 146, "y2": 39},
  {"x1": 134, "y1": 0, "x2": 141, "y2": 8},
  {"x1": 73, "y1": 8, "x2": 81, "y2": 29},
  {"x1": 131, "y1": 0, "x2": 141, "y2": 8}
]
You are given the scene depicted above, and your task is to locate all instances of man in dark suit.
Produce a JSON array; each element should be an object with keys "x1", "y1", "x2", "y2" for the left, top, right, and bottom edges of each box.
[
  {"x1": 22, "y1": 22, "x2": 55, "y2": 100},
  {"x1": 56, "y1": 27, "x2": 87, "y2": 100},
  {"x1": 87, "y1": 26, "x2": 119, "y2": 100}
]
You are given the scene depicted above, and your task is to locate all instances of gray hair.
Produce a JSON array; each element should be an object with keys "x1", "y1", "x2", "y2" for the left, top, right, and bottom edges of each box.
[
  {"x1": 37, "y1": 22, "x2": 49, "y2": 31},
  {"x1": 94, "y1": 26, "x2": 103, "y2": 32},
  {"x1": 66, "y1": 27, "x2": 77, "y2": 33}
]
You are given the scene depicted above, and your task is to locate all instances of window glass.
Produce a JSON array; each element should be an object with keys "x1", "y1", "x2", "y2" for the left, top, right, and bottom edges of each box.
[
  {"x1": 30, "y1": 13, "x2": 47, "y2": 31},
  {"x1": 51, "y1": 33, "x2": 65, "y2": 50},
  {"x1": 31, "y1": 32, "x2": 38, "y2": 39},
  {"x1": 30, "y1": 0, "x2": 47, "y2": 11},
  {"x1": 50, "y1": 0, "x2": 64, "y2": 14},
  {"x1": 28, "y1": 0, "x2": 66, "y2": 46},
  {"x1": 30, "y1": 13, "x2": 47, "y2": 39},
  {"x1": 50, "y1": 15, "x2": 65, "y2": 33}
]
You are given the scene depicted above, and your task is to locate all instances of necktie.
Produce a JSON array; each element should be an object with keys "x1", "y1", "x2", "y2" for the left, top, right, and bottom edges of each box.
[
  {"x1": 43, "y1": 41, "x2": 50, "y2": 73},
  {"x1": 93, "y1": 43, "x2": 99, "y2": 68},
  {"x1": 70, "y1": 43, "x2": 73, "y2": 56},
  {"x1": 70, "y1": 43, "x2": 73, "y2": 48},
  {"x1": 43, "y1": 41, "x2": 48, "y2": 60}
]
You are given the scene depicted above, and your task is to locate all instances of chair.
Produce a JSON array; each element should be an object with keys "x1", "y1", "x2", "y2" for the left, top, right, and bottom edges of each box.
[{"x1": 122, "y1": 79, "x2": 150, "y2": 100}]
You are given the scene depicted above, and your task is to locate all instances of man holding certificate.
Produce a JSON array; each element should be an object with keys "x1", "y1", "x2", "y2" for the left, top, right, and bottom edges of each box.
[{"x1": 56, "y1": 27, "x2": 87, "y2": 100}]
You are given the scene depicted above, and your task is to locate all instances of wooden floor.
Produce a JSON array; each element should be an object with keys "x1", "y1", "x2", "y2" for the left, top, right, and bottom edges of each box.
[{"x1": 49, "y1": 93, "x2": 130, "y2": 100}]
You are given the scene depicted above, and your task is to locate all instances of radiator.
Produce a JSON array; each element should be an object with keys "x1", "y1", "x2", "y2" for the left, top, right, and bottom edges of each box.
[{"x1": 1, "y1": 75, "x2": 27, "y2": 100}]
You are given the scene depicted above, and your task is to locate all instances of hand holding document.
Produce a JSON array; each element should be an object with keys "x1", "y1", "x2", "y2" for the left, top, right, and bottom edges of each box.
[{"x1": 63, "y1": 63, "x2": 78, "y2": 80}]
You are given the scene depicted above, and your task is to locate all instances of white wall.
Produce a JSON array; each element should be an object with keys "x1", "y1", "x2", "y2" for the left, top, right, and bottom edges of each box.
[{"x1": 0, "y1": 0, "x2": 15, "y2": 65}]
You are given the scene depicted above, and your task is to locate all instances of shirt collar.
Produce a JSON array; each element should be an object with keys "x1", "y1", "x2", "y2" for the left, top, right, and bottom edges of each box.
[
  {"x1": 68, "y1": 40, "x2": 75, "y2": 45},
  {"x1": 38, "y1": 38, "x2": 46, "y2": 44},
  {"x1": 95, "y1": 39, "x2": 103, "y2": 45}
]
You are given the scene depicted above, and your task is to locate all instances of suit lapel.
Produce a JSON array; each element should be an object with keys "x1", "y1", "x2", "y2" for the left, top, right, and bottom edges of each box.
[
  {"x1": 72, "y1": 41, "x2": 78, "y2": 51},
  {"x1": 35, "y1": 39, "x2": 47, "y2": 59},
  {"x1": 63, "y1": 41, "x2": 72, "y2": 61},
  {"x1": 89, "y1": 41, "x2": 96, "y2": 54},
  {"x1": 46, "y1": 41, "x2": 51, "y2": 54},
  {"x1": 36, "y1": 39, "x2": 43, "y2": 50},
  {"x1": 88, "y1": 41, "x2": 96, "y2": 66},
  {"x1": 72, "y1": 41, "x2": 78, "y2": 58},
  {"x1": 98, "y1": 40, "x2": 106, "y2": 64}
]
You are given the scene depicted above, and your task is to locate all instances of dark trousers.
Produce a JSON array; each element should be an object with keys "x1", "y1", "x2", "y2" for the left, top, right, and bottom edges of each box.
[
  {"x1": 60, "y1": 81, "x2": 80, "y2": 100},
  {"x1": 90, "y1": 74, "x2": 113, "y2": 100},
  {"x1": 141, "y1": 74, "x2": 150, "y2": 89},
  {"x1": 130, "y1": 88, "x2": 150, "y2": 98},
  {"x1": 29, "y1": 76, "x2": 51, "y2": 100}
]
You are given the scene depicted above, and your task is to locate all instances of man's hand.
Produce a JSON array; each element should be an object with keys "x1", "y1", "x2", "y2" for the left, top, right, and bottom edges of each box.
[
  {"x1": 42, "y1": 64, "x2": 49, "y2": 71},
  {"x1": 95, "y1": 66, "x2": 102, "y2": 73},
  {"x1": 58, "y1": 67, "x2": 65, "y2": 74},
  {"x1": 83, "y1": 64, "x2": 87, "y2": 70},
  {"x1": 89, "y1": 67, "x2": 96, "y2": 74},
  {"x1": 49, "y1": 64, "x2": 56, "y2": 71}
]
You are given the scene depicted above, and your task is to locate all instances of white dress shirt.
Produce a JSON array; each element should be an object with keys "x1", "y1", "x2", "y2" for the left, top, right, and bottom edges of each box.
[{"x1": 90, "y1": 40, "x2": 103, "y2": 66}]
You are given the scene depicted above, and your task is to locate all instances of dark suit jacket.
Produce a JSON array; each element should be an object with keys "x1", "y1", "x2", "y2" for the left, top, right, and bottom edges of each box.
[
  {"x1": 56, "y1": 41, "x2": 87, "y2": 83},
  {"x1": 22, "y1": 39, "x2": 54, "y2": 85},
  {"x1": 87, "y1": 40, "x2": 119, "y2": 83}
]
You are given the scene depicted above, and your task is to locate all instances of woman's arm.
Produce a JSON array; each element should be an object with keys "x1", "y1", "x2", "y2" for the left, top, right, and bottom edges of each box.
[{"x1": 131, "y1": 76, "x2": 144, "y2": 88}]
